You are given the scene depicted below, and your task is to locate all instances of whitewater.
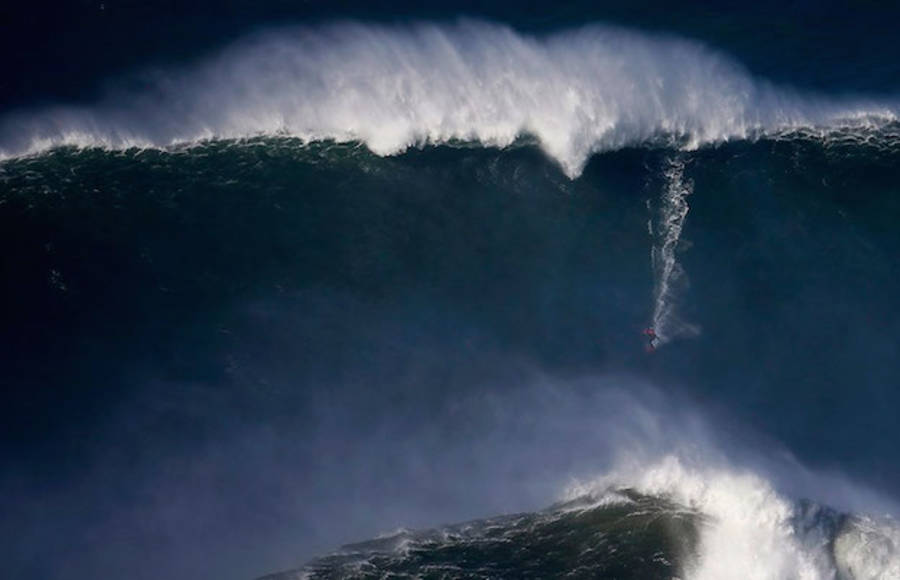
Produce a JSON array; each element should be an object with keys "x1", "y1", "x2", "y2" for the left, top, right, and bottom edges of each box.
[
  {"x1": 572, "y1": 457, "x2": 900, "y2": 580},
  {"x1": 1, "y1": 20, "x2": 898, "y2": 177},
  {"x1": 270, "y1": 377, "x2": 900, "y2": 580}
]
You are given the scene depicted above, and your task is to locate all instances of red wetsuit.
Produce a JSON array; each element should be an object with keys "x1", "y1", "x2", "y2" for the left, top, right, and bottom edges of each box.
[{"x1": 642, "y1": 328, "x2": 659, "y2": 352}]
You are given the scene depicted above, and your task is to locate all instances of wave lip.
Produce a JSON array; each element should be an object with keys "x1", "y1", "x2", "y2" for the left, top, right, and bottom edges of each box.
[
  {"x1": 573, "y1": 456, "x2": 900, "y2": 580},
  {"x1": 2, "y1": 21, "x2": 898, "y2": 176}
]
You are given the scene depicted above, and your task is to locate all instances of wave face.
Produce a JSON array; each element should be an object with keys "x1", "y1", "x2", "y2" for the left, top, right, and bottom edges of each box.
[
  {"x1": 4, "y1": 21, "x2": 900, "y2": 580},
  {"x1": 4, "y1": 128, "x2": 900, "y2": 580},
  {"x1": 282, "y1": 489, "x2": 697, "y2": 580},
  {"x1": 1, "y1": 21, "x2": 898, "y2": 176}
]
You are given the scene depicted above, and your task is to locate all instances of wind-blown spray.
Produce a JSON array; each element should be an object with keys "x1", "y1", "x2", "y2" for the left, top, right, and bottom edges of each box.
[{"x1": 1, "y1": 21, "x2": 897, "y2": 176}]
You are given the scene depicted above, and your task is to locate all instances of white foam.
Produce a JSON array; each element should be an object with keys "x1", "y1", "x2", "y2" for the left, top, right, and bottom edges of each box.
[
  {"x1": 835, "y1": 515, "x2": 900, "y2": 580},
  {"x1": 570, "y1": 456, "x2": 900, "y2": 580},
  {"x1": 1, "y1": 21, "x2": 897, "y2": 175}
]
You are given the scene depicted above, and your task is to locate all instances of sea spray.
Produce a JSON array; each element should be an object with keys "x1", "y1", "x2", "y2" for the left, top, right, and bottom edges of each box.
[{"x1": 1, "y1": 21, "x2": 898, "y2": 175}]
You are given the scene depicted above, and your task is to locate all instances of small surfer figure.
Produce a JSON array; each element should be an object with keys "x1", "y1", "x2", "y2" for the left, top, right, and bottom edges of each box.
[{"x1": 642, "y1": 327, "x2": 659, "y2": 353}]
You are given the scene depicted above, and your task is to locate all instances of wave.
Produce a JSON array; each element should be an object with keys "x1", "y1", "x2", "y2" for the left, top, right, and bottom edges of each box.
[
  {"x1": 242, "y1": 374, "x2": 900, "y2": 580},
  {"x1": 572, "y1": 457, "x2": 900, "y2": 580},
  {"x1": 264, "y1": 456, "x2": 900, "y2": 580},
  {"x1": 1, "y1": 20, "x2": 898, "y2": 176}
]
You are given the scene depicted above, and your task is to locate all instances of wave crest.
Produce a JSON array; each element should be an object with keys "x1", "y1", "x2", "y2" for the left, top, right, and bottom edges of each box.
[
  {"x1": 1, "y1": 20, "x2": 898, "y2": 176},
  {"x1": 572, "y1": 456, "x2": 900, "y2": 580}
]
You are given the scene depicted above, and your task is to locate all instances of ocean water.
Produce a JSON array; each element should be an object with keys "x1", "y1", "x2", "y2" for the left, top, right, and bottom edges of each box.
[{"x1": 2, "y1": 7, "x2": 900, "y2": 580}]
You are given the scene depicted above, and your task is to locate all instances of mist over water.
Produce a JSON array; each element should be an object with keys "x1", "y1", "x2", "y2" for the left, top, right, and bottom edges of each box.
[{"x1": 2, "y1": 13, "x2": 900, "y2": 580}]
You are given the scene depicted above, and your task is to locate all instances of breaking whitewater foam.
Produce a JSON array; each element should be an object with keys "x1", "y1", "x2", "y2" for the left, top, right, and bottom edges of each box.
[
  {"x1": 570, "y1": 456, "x2": 900, "y2": 580},
  {"x1": 1, "y1": 21, "x2": 898, "y2": 176},
  {"x1": 276, "y1": 450, "x2": 900, "y2": 580}
]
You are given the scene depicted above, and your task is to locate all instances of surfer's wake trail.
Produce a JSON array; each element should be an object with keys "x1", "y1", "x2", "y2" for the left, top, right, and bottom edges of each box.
[{"x1": 648, "y1": 157, "x2": 700, "y2": 346}]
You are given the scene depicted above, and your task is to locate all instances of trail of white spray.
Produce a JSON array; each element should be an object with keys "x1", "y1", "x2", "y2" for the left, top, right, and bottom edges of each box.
[{"x1": 649, "y1": 157, "x2": 700, "y2": 345}]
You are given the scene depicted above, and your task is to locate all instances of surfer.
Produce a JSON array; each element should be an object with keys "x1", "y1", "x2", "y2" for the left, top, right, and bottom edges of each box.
[{"x1": 642, "y1": 327, "x2": 659, "y2": 352}]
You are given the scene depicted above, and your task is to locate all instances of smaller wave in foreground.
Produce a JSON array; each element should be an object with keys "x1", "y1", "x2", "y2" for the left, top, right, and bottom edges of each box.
[
  {"x1": 1, "y1": 21, "x2": 898, "y2": 176},
  {"x1": 264, "y1": 457, "x2": 900, "y2": 580}
]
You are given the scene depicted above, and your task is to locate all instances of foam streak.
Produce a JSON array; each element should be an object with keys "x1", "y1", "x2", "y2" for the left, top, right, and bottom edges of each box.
[{"x1": 650, "y1": 157, "x2": 700, "y2": 345}]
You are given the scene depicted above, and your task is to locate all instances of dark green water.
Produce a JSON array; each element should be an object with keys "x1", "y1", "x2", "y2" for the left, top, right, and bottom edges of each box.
[{"x1": 281, "y1": 491, "x2": 699, "y2": 580}]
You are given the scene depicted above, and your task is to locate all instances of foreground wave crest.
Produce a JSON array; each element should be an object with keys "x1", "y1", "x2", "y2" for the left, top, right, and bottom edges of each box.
[
  {"x1": 264, "y1": 457, "x2": 900, "y2": 580},
  {"x1": 1, "y1": 21, "x2": 898, "y2": 176}
]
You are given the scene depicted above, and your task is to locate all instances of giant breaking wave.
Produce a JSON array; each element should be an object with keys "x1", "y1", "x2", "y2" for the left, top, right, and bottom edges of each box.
[{"x1": 1, "y1": 20, "x2": 898, "y2": 177}]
